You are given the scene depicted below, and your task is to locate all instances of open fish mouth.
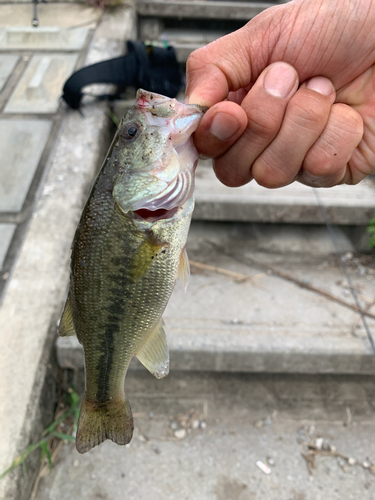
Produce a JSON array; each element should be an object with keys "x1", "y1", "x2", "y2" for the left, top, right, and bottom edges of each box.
[{"x1": 133, "y1": 207, "x2": 179, "y2": 222}]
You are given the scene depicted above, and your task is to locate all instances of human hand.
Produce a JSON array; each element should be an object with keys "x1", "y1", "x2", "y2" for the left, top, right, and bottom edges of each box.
[{"x1": 186, "y1": 0, "x2": 375, "y2": 188}]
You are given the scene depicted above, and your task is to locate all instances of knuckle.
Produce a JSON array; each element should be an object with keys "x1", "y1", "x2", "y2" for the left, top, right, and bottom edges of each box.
[
  {"x1": 332, "y1": 103, "x2": 363, "y2": 136},
  {"x1": 303, "y1": 130, "x2": 354, "y2": 183},
  {"x1": 304, "y1": 148, "x2": 342, "y2": 178},
  {"x1": 213, "y1": 156, "x2": 250, "y2": 187},
  {"x1": 247, "y1": 109, "x2": 281, "y2": 141},
  {"x1": 252, "y1": 158, "x2": 291, "y2": 188},
  {"x1": 287, "y1": 99, "x2": 328, "y2": 130},
  {"x1": 186, "y1": 47, "x2": 206, "y2": 70},
  {"x1": 186, "y1": 48, "x2": 214, "y2": 80}
]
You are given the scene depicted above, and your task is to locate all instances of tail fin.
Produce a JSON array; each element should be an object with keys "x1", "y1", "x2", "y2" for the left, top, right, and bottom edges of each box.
[{"x1": 76, "y1": 394, "x2": 134, "y2": 454}]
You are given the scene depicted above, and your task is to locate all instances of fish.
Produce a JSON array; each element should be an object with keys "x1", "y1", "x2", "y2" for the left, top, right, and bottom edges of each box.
[{"x1": 59, "y1": 89, "x2": 206, "y2": 454}]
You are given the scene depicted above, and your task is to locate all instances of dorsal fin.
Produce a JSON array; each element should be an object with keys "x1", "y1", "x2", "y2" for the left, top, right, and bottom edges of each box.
[
  {"x1": 176, "y1": 247, "x2": 190, "y2": 292},
  {"x1": 59, "y1": 293, "x2": 76, "y2": 337},
  {"x1": 136, "y1": 318, "x2": 169, "y2": 379}
]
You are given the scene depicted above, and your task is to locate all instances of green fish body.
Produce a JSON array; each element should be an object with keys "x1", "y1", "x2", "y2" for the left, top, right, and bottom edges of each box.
[{"x1": 59, "y1": 90, "x2": 205, "y2": 453}]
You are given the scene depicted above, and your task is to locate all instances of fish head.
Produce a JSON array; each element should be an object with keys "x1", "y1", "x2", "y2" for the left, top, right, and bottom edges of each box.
[{"x1": 112, "y1": 89, "x2": 206, "y2": 224}]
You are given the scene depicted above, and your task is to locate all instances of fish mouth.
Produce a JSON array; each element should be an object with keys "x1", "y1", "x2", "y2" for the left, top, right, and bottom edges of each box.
[
  {"x1": 133, "y1": 207, "x2": 179, "y2": 222},
  {"x1": 136, "y1": 89, "x2": 207, "y2": 119}
]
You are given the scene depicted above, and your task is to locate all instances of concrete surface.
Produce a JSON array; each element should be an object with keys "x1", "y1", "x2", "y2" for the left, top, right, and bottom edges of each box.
[
  {"x1": 0, "y1": 119, "x2": 52, "y2": 211},
  {"x1": 137, "y1": 0, "x2": 284, "y2": 20},
  {"x1": 0, "y1": 54, "x2": 18, "y2": 91},
  {"x1": 0, "y1": 103, "x2": 111, "y2": 500},
  {"x1": 57, "y1": 221, "x2": 375, "y2": 375},
  {"x1": 34, "y1": 371, "x2": 375, "y2": 500},
  {"x1": 4, "y1": 53, "x2": 78, "y2": 113},
  {"x1": 0, "y1": 6, "x2": 136, "y2": 500},
  {"x1": 0, "y1": 223, "x2": 16, "y2": 269},
  {"x1": 0, "y1": 4, "x2": 100, "y2": 28},
  {"x1": 136, "y1": 0, "x2": 287, "y2": 61},
  {"x1": 0, "y1": 27, "x2": 90, "y2": 51},
  {"x1": 0, "y1": 2, "x2": 101, "y2": 278}
]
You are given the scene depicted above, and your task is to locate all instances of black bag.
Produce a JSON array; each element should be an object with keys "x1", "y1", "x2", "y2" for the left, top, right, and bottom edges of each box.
[{"x1": 62, "y1": 41, "x2": 183, "y2": 110}]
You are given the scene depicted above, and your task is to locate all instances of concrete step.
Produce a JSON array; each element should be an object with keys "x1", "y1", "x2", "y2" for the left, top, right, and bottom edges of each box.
[
  {"x1": 0, "y1": 4, "x2": 100, "y2": 30},
  {"x1": 137, "y1": 0, "x2": 286, "y2": 20},
  {"x1": 57, "y1": 221, "x2": 375, "y2": 375},
  {"x1": 142, "y1": 29, "x2": 226, "y2": 62},
  {"x1": 194, "y1": 164, "x2": 375, "y2": 225},
  {"x1": 137, "y1": 0, "x2": 289, "y2": 60}
]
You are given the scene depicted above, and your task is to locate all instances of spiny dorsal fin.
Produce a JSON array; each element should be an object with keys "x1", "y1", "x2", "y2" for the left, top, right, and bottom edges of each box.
[
  {"x1": 136, "y1": 318, "x2": 169, "y2": 379},
  {"x1": 129, "y1": 234, "x2": 169, "y2": 282},
  {"x1": 59, "y1": 293, "x2": 76, "y2": 337},
  {"x1": 176, "y1": 246, "x2": 190, "y2": 292}
]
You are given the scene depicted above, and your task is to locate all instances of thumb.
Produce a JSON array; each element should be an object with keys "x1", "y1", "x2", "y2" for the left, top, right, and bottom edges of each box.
[{"x1": 185, "y1": 4, "x2": 286, "y2": 107}]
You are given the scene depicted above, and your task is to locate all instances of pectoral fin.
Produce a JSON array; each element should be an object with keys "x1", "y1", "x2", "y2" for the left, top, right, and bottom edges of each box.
[
  {"x1": 129, "y1": 234, "x2": 169, "y2": 282},
  {"x1": 176, "y1": 246, "x2": 190, "y2": 292},
  {"x1": 59, "y1": 293, "x2": 76, "y2": 337},
  {"x1": 136, "y1": 318, "x2": 169, "y2": 379}
]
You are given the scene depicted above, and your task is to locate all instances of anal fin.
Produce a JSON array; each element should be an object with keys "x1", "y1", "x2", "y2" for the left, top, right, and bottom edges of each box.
[
  {"x1": 136, "y1": 318, "x2": 169, "y2": 379},
  {"x1": 59, "y1": 293, "x2": 76, "y2": 337}
]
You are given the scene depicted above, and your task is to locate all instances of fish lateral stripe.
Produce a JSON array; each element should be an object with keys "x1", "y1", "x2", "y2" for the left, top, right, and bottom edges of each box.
[{"x1": 96, "y1": 268, "x2": 131, "y2": 403}]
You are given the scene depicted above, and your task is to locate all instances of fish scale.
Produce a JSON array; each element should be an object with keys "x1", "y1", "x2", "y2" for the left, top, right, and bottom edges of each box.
[{"x1": 59, "y1": 89, "x2": 205, "y2": 453}]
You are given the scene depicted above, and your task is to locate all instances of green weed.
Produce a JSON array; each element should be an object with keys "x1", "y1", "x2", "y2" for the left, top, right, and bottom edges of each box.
[
  {"x1": 109, "y1": 110, "x2": 119, "y2": 128},
  {"x1": 0, "y1": 386, "x2": 80, "y2": 481},
  {"x1": 368, "y1": 211, "x2": 375, "y2": 250}
]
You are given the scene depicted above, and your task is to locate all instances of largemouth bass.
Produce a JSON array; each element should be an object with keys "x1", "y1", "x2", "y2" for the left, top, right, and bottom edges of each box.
[{"x1": 59, "y1": 90, "x2": 206, "y2": 454}]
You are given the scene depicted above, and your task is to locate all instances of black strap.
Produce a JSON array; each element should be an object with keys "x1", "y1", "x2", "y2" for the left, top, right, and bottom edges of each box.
[{"x1": 62, "y1": 41, "x2": 183, "y2": 110}]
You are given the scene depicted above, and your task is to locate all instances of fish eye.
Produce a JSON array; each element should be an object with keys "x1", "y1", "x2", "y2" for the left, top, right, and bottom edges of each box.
[
  {"x1": 127, "y1": 126, "x2": 138, "y2": 137},
  {"x1": 120, "y1": 122, "x2": 140, "y2": 141}
]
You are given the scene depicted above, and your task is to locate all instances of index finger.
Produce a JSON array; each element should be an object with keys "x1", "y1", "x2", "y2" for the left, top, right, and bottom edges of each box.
[
  {"x1": 185, "y1": 30, "x2": 253, "y2": 107},
  {"x1": 185, "y1": 4, "x2": 284, "y2": 107}
]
